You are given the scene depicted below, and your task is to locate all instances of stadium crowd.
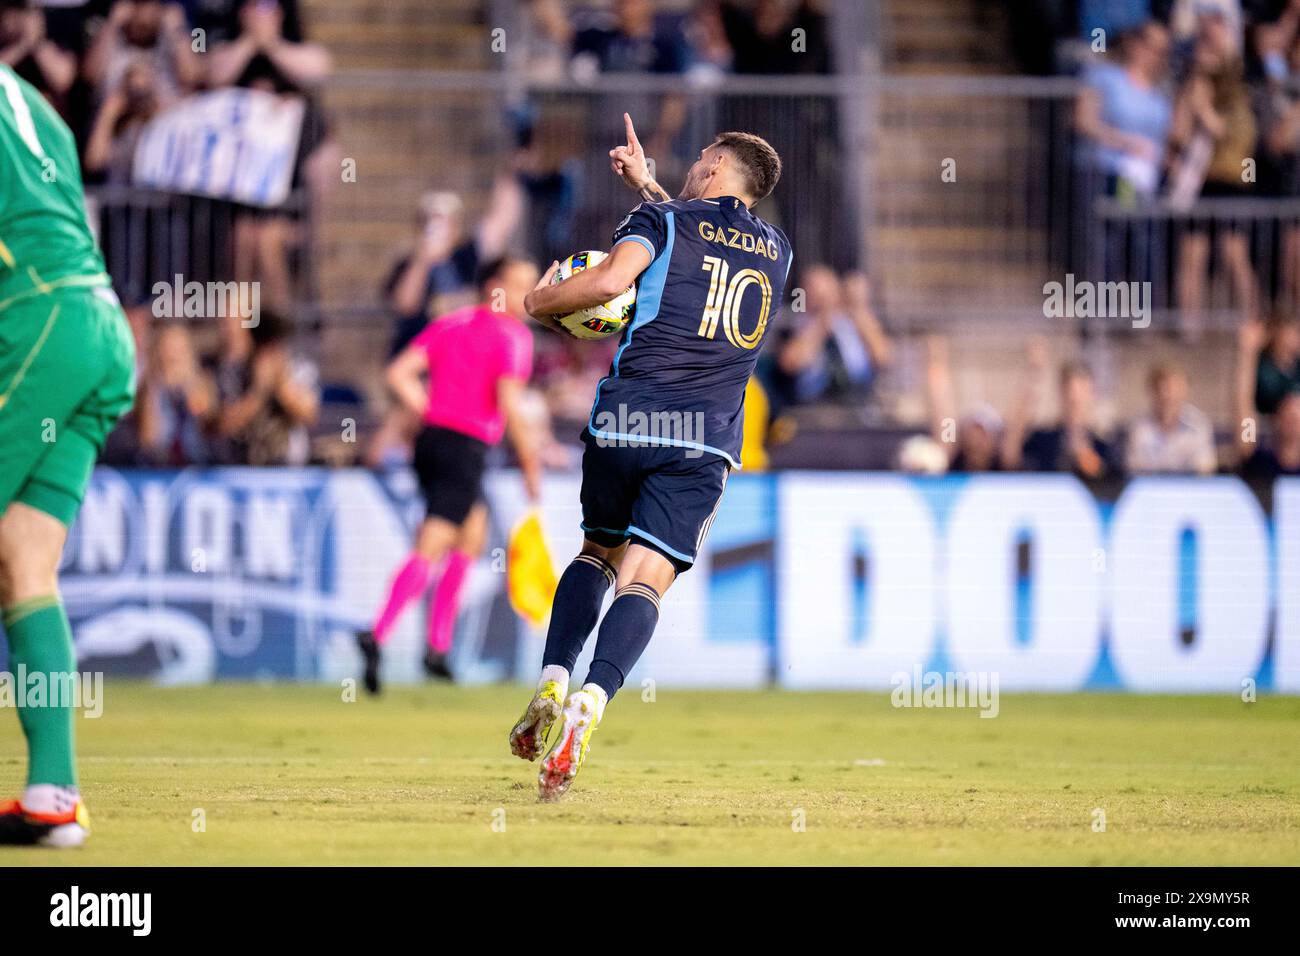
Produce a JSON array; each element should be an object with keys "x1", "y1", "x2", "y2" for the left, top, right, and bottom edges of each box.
[
  {"x1": 7, "y1": 0, "x2": 1298, "y2": 478},
  {"x1": 4, "y1": 0, "x2": 335, "y2": 466}
]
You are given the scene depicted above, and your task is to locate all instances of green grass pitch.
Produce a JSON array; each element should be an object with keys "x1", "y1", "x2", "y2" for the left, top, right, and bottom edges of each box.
[{"x1": 2, "y1": 683, "x2": 1298, "y2": 865}]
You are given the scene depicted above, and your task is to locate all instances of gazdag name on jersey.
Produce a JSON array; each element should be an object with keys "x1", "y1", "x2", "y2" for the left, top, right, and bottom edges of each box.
[
  {"x1": 589, "y1": 196, "x2": 792, "y2": 468},
  {"x1": 696, "y1": 219, "x2": 782, "y2": 261}
]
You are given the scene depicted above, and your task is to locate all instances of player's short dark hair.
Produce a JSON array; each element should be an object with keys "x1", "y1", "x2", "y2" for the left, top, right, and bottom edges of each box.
[{"x1": 712, "y1": 131, "x2": 781, "y2": 203}]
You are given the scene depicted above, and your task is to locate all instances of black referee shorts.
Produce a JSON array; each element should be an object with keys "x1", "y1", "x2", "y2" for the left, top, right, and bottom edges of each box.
[{"x1": 413, "y1": 425, "x2": 488, "y2": 524}]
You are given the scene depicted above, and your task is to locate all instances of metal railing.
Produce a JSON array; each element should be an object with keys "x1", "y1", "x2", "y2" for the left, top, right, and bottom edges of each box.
[
  {"x1": 86, "y1": 184, "x2": 312, "y2": 314},
  {"x1": 1088, "y1": 196, "x2": 1300, "y2": 332},
  {"x1": 90, "y1": 68, "x2": 1300, "y2": 341}
]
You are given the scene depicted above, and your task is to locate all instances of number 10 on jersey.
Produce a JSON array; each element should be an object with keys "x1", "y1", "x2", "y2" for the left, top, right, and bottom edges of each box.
[{"x1": 697, "y1": 255, "x2": 773, "y2": 350}]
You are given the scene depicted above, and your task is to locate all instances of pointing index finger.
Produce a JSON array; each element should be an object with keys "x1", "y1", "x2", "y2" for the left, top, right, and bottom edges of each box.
[{"x1": 624, "y1": 112, "x2": 641, "y2": 152}]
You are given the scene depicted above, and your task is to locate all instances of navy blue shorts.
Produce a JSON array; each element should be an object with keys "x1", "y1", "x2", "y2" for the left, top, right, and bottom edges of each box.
[{"x1": 579, "y1": 431, "x2": 730, "y2": 573}]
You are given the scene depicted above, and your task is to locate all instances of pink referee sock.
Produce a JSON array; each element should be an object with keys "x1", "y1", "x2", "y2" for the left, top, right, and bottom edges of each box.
[
  {"x1": 372, "y1": 553, "x2": 435, "y2": 644},
  {"x1": 428, "y1": 552, "x2": 471, "y2": 653}
]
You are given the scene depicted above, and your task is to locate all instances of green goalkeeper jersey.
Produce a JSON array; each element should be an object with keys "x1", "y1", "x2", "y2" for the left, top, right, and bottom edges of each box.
[{"x1": 0, "y1": 64, "x2": 108, "y2": 307}]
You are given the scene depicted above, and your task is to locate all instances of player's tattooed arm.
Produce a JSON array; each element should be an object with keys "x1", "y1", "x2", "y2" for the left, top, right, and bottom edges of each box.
[
  {"x1": 610, "y1": 112, "x2": 671, "y2": 204},
  {"x1": 637, "y1": 179, "x2": 672, "y2": 204}
]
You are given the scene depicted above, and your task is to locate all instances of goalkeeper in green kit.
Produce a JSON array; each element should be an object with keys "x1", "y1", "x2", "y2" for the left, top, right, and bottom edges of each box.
[{"x1": 0, "y1": 64, "x2": 135, "y2": 847}]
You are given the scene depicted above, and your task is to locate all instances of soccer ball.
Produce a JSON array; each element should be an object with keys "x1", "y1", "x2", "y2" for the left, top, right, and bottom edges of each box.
[{"x1": 551, "y1": 250, "x2": 636, "y2": 341}]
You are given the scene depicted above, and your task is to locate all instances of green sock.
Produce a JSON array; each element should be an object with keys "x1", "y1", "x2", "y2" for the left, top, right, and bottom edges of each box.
[{"x1": 3, "y1": 596, "x2": 78, "y2": 787}]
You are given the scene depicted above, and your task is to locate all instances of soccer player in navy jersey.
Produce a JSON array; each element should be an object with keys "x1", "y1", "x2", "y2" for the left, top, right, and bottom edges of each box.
[{"x1": 509, "y1": 114, "x2": 792, "y2": 800}]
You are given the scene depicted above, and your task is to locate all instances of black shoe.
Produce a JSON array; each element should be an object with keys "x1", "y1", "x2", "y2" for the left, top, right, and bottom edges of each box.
[
  {"x1": 0, "y1": 808, "x2": 42, "y2": 845},
  {"x1": 422, "y1": 648, "x2": 454, "y2": 681},
  {"x1": 356, "y1": 630, "x2": 381, "y2": 695},
  {"x1": 0, "y1": 800, "x2": 89, "y2": 847}
]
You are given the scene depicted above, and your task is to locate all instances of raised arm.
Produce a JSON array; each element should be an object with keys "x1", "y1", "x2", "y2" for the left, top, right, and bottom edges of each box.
[
  {"x1": 924, "y1": 334, "x2": 956, "y2": 443},
  {"x1": 475, "y1": 171, "x2": 526, "y2": 260},
  {"x1": 609, "y1": 112, "x2": 671, "y2": 204},
  {"x1": 843, "y1": 272, "x2": 893, "y2": 369},
  {"x1": 83, "y1": 1, "x2": 129, "y2": 86},
  {"x1": 1001, "y1": 336, "x2": 1050, "y2": 470},
  {"x1": 1235, "y1": 317, "x2": 1266, "y2": 459}
]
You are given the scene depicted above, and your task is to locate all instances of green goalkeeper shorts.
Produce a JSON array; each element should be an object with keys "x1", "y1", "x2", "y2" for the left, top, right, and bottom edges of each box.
[{"x1": 0, "y1": 285, "x2": 136, "y2": 527}]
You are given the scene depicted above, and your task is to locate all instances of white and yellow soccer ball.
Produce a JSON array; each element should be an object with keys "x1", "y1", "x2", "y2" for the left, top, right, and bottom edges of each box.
[{"x1": 550, "y1": 250, "x2": 636, "y2": 341}]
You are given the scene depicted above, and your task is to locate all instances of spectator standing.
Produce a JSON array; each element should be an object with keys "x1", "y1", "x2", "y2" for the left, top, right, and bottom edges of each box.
[
  {"x1": 384, "y1": 177, "x2": 525, "y2": 359},
  {"x1": 206, "y1": 0, "x2": 329, "y2": 89},
  {"x1": 0, "y1": 0, "x2": 76, "y2": 103},
  {"x1": 83, "y1": 60, "x2": 160, "y2": 182},
  {"x1": 546, "y1": 0, "x2": 692, "y2": 247},
  {"x1": 83, "y1": 0, "x2": 201, "y2": 106},
  {"x1": 1075, "y1": 21, "x2": 1172, "y2": 203},
  {"x1": 569, "y1": 0, "x2": 691, "y2": 161},
  {"x1": 712, "y1": 0, "x2": 832, "y2": 75},
  {"x1": 200, "y1": 9, "x2": 338, "y2": 317},
  {"x1": 1171, "y1": 10, "x2": 1258, "y2": 325},
  {"x1": 190, "y1": 0, "x2": 308, "y2": 47},
  {"x1": 710, "y1": 0, "x2": 846, "y2": 266},
  {"x1": 1250, "y1": 6, "x2": 1300, "y2": 306},
  {"x1": 1073, "y1": 21, "x2": 1171, "y2": 290}
]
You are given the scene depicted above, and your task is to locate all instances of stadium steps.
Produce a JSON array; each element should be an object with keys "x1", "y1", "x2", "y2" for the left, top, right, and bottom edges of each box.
[
  {"x1": 301, "y1": 0, "x2": 489, "y2": 70},
  {"x1": 311, "y1": 22, "x2": 491, "y2": 71},
  {"x1": 870, "y1": 0, "x2": 1055, "y2": 331},
  {"x1": 299, "y1": 0, "x2": 501, "y2": 314},
  {"x1": 882, "y1": 0, "x2": 1011, "y2": 74}
]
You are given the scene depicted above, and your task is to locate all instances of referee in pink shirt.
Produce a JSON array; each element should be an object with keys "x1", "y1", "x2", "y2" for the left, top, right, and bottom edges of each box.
[{"x1": 357, "y1": 257, "x2": 542, "y2": 692}]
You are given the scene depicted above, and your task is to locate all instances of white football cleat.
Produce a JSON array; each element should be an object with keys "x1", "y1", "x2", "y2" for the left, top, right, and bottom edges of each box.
[{"x1": 537, "y1": 690, "x2": 602, "y2": 802}]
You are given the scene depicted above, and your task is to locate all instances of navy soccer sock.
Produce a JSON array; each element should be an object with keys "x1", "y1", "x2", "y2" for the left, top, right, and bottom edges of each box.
[
  {"x1": 541, "y1": 553, "x2": 617, "y2": 673},
  {"x1": 584, "y1": 583, "x2": 661, "y2": 700}
]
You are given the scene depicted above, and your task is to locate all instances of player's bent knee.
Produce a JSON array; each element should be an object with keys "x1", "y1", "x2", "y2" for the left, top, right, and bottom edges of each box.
[
  {"x1": 617, "y1": 544, "x2": 678, "y2": 595},
  {"x1": 0, "y1": 563, "x2": 60, "y2": 607},
  {"x1": 580, "y1": 538, "x2": 627, "y2": 570},
  {"x1": 0, "y1": 504, "x2": 67, "y2": 606}
]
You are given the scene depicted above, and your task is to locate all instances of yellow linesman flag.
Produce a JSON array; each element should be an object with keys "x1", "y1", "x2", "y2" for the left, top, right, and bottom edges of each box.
[{"x1": 507, "y1": 510, "x2": 559, "y2": 626}]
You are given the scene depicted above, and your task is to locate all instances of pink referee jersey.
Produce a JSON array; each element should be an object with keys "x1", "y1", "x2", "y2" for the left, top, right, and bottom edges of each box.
[{"x1": 410, "y1": 304, "x2": 534, "y2": 446}]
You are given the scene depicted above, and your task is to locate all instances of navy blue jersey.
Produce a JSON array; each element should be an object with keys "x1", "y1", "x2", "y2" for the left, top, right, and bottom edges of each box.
[{"x1": 588, "y1": 196, "x2": 792, "y2": 467}]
